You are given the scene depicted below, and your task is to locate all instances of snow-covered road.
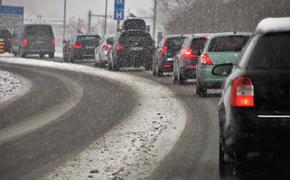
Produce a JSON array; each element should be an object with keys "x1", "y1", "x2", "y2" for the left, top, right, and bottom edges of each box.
[{"x1": 0, "y1": 58, "x2": 187, "y2": 180}]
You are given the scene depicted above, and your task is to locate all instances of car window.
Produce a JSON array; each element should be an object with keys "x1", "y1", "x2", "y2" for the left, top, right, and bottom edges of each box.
[
  {"x1": 24, "y1": 26, "x2": 53, "y2": 37},
  {"x1": 248, "y1": 32, "x2": 290, "y2": 70},
  {"x1": 208, "y1": 35, "x2": 250, "y2": 52},
  {"x1": 167, "y1": 37, "x2": 186, "y2": 50},
  {"x1": 119, "y1": 32, "x2": 153, "y2": 44},
  {"x1": 190, "y1": 38, "x2": 207, "y2": 52}
]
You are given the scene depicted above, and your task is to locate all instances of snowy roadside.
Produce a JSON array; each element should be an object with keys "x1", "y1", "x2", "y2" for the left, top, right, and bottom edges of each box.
[
  {"x1": 0, "y1": 58, "x2": 187, "y2": 180},
  {"x1": 0, "y1": 70, "x2": 28, "y2": 104}
]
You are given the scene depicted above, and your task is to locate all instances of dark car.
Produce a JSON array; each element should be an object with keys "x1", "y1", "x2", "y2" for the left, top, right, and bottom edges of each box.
[
  {"x1": 11, "y1": 24, "x2": 55, "y2": 58},
  {"x1": 0, "y1": 29, "x2": 12, "y2": 53},
  {"x1": 153, "y1": 35, "x2": 187, "y2": 76},
  {"x1": 122, "y1": 18, "x2": 146, "y2": 31},
  {"x1": 212, "y1": 17, "x2": 290, "y2": 177},
  {"x1": 173, "y1": 34, "x2": 209, "y2": 84},
  {"x1": 196, "y1": 32, "x2": 251, "y2": 97},
  {"x1": 107, "y1": 30, "x2": 154, "y2": 71},
  {"x1": 63, "y1": 34, "x2": 100, "y2": 62}
]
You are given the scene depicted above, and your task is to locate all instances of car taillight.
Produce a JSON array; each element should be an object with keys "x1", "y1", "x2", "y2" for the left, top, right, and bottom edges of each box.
[
  {"x1": 231, "y1": 76, "x2": 254, "y2": 107},
  {"x1": 102, "y1": 44, "x2": 109, "y2": 51},
  {"x1": 183, "y1": 48, "x2": 194, "y2": 59},
  {"x1": 22, "y1": 39, "x2": 29, "y2": 46},
  {"x1": 201, "y1": 53, "x2": 213, "y2": 65},
  {"x1": 161, "y1": 40, "x2": 168, "y2": 56},
  {"x1": 51, "y1": 39, "x2": 56, "y2": 46},
  {"x1": 72, "y1": 43, "x2": 82, "y2": 49},
  {"x1": 115, "y1": 44, "x2": 124, "y2": 53}
]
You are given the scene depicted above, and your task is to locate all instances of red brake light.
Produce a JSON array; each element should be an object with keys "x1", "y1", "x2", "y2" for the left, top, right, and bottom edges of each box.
[
  {"x1": 161, "y1": 40, "x2": 168, "y2": 56},
  {"x1": 72, "y1": 43, "x2": 82, "y2": 49},
  {"x1": 115, "y1": 44, "x2": 124, "y2": 53},
  {"x1": 22, "y1": 39, "x2": 29, "y2": 46},
  {"x1": 201, "y1": 53, "x2": 213, "y2": 65},
  {"x1": 183, "y1": 48, "x2": 194, "y2": 59},
  {"x1": 51, "y1": 39, "x2": 56, "y2": 46},
  {"x1": 102, "y1": 44, "x2": 109, "y2": 51},
  {"x1": 231, "y1": 76, "x2": 254, "y2": 107}
]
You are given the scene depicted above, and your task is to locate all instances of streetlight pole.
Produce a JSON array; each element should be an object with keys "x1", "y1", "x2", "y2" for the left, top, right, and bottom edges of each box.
[
  {"x1": 104, "y1": 0, "x2": 108, "y2": 35},
  {"x1": 63, "y1": 0, "x2": 67, "y2": 41},
  {"x1": 152, "y1": 0, "x2": 157, "y2": 41}
]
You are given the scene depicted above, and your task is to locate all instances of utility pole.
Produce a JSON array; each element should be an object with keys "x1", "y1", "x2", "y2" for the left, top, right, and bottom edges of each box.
[
  {"x1": 0, "y1": 0, "x2": 2, "y2": 6},
  {"x1": 104, "y1": 0, "x2": 108, "y2": 35},
  {"x1": 152, "y1": 0, "x2": 157, "y2": 41},
  {"x1": 88, "y1": 10, "x2": 92, "y2": 33},
  {"x1": 63, "y1": 0, "x2": 67, "y2": 41}
]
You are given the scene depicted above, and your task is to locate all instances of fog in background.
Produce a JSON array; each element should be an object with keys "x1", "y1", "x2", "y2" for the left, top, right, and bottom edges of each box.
[{"x1": 3, "y1": 0, "x2": 153, "y2": 20}]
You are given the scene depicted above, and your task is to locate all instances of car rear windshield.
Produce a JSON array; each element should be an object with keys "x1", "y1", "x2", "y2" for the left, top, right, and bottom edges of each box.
[
  {"x1": 248, "y1": 32, "x2": 290, "y2": 70},
  {"x1": 119, "y1": 32, "x2": 153, "y2": 45},
  {"x1": 123, "y1": 19, "x2": 146, "y2": 31},
  {"x1": 25, "y1": 25, "x2": 53, "y2": 37},
  {"x1": 190, "y1": 37, "x2": 207, "y2": 51},
  {"x1": 209, "y1": 35, "x2": 250, "y2": 52},
  {"x1": 167, "y1": 37, "x2": 186, "y2": 50}
]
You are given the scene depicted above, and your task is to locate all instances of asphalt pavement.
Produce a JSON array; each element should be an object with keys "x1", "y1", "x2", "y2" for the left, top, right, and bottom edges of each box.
[{"x1": 0, "y1": 63, "x2": 137, "y2": 180}]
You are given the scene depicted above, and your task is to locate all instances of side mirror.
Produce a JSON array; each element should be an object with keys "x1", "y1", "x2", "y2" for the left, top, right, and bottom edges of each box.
[{"x1": 212, "y1": 63, "x2": 233, "y2": 76}]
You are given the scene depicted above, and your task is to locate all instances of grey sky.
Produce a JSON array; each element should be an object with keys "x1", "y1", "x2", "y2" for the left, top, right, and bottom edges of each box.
[{"x1": 3, "y1": 0, "x2": 153, "y2": 20}]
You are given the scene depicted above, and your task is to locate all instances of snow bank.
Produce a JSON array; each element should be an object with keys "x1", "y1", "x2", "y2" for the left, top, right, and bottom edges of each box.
[
  {"x1": 0, "y1": 70, "x2": 25, "y2": 104},
  {"x1": 0, "y1": 58, "x2": 187, "y2": 180}
]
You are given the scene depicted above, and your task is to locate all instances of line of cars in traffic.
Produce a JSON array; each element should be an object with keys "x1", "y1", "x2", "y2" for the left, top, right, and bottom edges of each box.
[{"x1": 92, "y1": 17, "x2": 290, "y2": 178}]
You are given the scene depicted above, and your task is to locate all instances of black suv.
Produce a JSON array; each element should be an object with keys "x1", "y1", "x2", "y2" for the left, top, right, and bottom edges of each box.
[
  {"x1": 153, "y1": 35, "x2": 187, "y2": 76},
  {"x1": 108, "y1": 30, "x2": 154, "y2": 71},
  {"x1": 0, "y1": 29, "x2": 12, "y2": 53},
  {"x1": 212, "y1": 17, "x2": 290, "y2": 177},
  {"x1": 11, "y1": 24, "x2": 55, "y2": 58},
  {"x1": 63, "y1": 34, "x2": 100, "y2": 62}
]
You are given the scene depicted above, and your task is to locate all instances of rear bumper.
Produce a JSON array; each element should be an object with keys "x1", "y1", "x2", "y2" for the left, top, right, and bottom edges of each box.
[
  {"x1": 160, "y1": 58, "x2": 174, "y2": 72},
  {"x1": 225, "y1": 108, "x2": 290, "y2": 155},
  {"x1": 23, "y1": 46, "x2": 55, "y2": 54}
]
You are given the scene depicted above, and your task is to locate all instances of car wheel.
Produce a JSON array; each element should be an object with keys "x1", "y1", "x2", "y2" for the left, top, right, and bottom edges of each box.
[
  {"x1": 178, "y1": 73, "x2": 186, "y2": 85},
  {"x1": 173, "y1": 73, "x2": 178, "y2": 83},
  {"x1": 145, "y1": 63, "x2": 152, "y2": 71},
  {"x1": 157, "y1": 68, "x2": 163, "y2": 77},
  {"x1": 108, "y1": 62, "x2": 112, "y2": 71},
  {"x1": 196, "y1": 81, "x2": 207, "y2": 97},
  {"x1": 39, "y1": 53, "x2": 45, "y2": 59},
  {"x1": 49, "y1": 53, "x2": 54, "y2": 58},
  {"x1": 112, "y1": 63, "x2": 119, "y2": 71},
  {"x1": 20, "y1": 48, "x2": 26, "y2": 58}
]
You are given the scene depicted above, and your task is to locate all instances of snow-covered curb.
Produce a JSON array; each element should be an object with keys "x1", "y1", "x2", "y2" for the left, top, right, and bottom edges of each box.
[
  {"x1": 0, "y1": 70, "x2": 30, "y2": 104},
  {"x1": 0, "y1": 58, "x2": 187, "y2": 180}
]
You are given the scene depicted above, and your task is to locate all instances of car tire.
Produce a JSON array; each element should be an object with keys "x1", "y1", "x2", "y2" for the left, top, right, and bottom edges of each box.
[
  {"x1": 145, "y1": 63, "x2": 152, "y2": 71},
  {"x1": 173, "y1": 74, "x2": 178, "y2": 83},
  {"x1": 39, "y1": 53, "x2": 45, "y2": 59},
  {"x1": 112, "y1": 63, "x2": 119, "y2": 71},
  {"x1": 100, "y1": 62, "x2": 105, "y2": 68},
  {"x1": 196, "y1": 81, "x2": 207, "y2": 97},
  {"x1": 49, "y1": 53, "x2": 54, "y2": 58},
  {"x1": 157, "y1": 68, "x2": 163, "y2": 77},
  {"x1": 108, "y1": 62, "x2": 112, "y2": 71},
  {"x1": 20, "y1": 48, "x2": 26, "y2": 58},
  {"x1": 178, "y1": 74, "x2": 186, "y2": 85}
]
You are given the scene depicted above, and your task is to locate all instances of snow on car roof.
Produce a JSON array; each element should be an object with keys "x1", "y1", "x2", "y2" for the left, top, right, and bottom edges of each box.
[{"x1": 256, "y1": 17, "x2": 290, "y2": 34}]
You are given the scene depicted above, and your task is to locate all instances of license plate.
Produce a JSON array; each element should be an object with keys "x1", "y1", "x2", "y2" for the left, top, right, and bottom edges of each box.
[
  {"x1": 36, "y1": 40, "x2": 44, "y2": 44},
  {"x1": 130, "y1": 47, "x2": 143, "y2": 51},
  {"x1": 86, "y1": 46, "x2": 95, "y2": 49}
]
